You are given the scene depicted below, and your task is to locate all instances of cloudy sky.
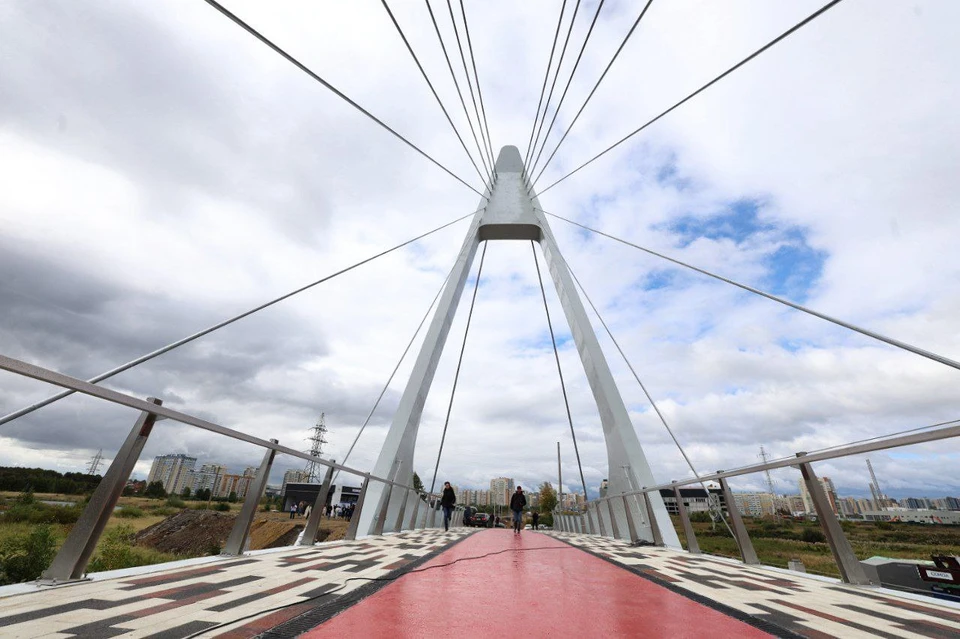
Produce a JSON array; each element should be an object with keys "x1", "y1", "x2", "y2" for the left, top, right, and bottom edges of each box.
[{"x1": 1, "y1": 0, "x2": 958, "y2": 502}]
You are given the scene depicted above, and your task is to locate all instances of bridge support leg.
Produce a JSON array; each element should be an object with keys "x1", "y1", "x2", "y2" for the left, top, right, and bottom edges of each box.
[
  {"x1": 673, "y1": 483, "x2": 700, "y2": 554},
  {"x1": 642, "y1": 489, "x2": 665, "y2": 546},
  {"x1": 345, "y1": 478, "x2": 370, "y2": 541},
  {"x1": 718, "y1": 475, "x2": 759, "y2": 565},
  {"x1": 223, "y1": 440, "x2": 278, "y2": 555},
  {"x1": 797, "y1": 453, "x2": 872, "y2": 584},
  {"x1": 621, "y1": 494, "x2": 640, "y2": 543},
  {"x1": 42, "y1": 398, "x2": 162, "y2": 582},
  {"x1": 299, "y1": 465, "x2": 334, "y2": 546}
]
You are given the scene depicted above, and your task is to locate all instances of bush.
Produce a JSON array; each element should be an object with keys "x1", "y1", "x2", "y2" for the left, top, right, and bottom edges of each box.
[
  {"x1": 165, "y1": 497, "x2": 186, "y2": 509},
  {"x1": 0, "y1": 525, "x2": 57, "y2": 584},
  {"x1": 87, "y1": 525, "x2": 173, "y2": 573},
  {"x1": 3, "y1": 502, "x2": 80, "y2": 525},
  {"x1": 116, "y1": 507, "x2": 145, "y2": 519},
  {"x1": 689, "y1": 511, "x2": 713, "y2": 523},
  {"x1": 214, "y1": 502, "x2": 231, "y2": 512},
  {"x1": 800, "y1": 528, "x2": 826, "y2": 544}
]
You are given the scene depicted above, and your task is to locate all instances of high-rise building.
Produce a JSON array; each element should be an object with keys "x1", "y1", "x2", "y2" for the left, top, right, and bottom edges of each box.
[
  {"x1": 192, "y1": 463, "x2": 226, "y2": 494},
  {"x1": 732, "y1": 492, "x2": 776, "y2": 518},
  {"x1": 490, "y1": 477, "x2": 514, "y2": 506},
  {"x1": 147, "y1": 454, "x2": 197, "y2": 495},
  {"x1": 798, "y1": 477, "x2": 839, "y2": 515},
  {"x1": 282, "y1": 469, "x2": 310, "y2": 495},
  {"x1": 215, "y1": 473, "x2": 252, "y2": 499}
]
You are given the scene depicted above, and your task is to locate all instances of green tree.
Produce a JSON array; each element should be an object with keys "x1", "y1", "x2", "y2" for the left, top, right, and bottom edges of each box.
[
  {"x1": 538, "y1": 482, "x2": 557, "y2": 513},
  {"x1": 412, "y1": 472, "x2": 424, "y2": 493},
  {"x1": 195, "y1": 488, "x2": 211, "y2": 502},
  {"x1": 228, "y1": 491, "x2": 238, "y2": 503},
  {"x1": 144, "y1": 481, "x2": 166, "y2": 499},
  {"x1": 180, "y1": 486, "x2": 191, "y2": 499}
]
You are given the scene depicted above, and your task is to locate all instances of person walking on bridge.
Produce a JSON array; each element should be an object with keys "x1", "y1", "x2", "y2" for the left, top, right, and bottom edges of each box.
[
  {"x1": 510, "y1": 486, "x2": 526, "y2": 534},
  {"x1": 440, "y1": 481, "x2": 456, "y2": 531}
]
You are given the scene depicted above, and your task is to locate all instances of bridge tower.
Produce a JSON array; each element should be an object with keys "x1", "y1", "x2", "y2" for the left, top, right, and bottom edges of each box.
[{"x1": 358, "y1": 146, "x2": 680, "y2": 546}]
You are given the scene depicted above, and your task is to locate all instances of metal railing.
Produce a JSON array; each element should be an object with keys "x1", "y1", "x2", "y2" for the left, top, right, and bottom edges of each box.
[
  {"x1": 0, "y1": 353, "x2": 464, "y2": 583},
  {"x1": 570, "y1": 420, "x2": 960, "y2": 586}
]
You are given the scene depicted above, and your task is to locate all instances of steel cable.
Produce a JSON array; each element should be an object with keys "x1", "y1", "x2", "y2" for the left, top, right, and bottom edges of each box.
[
  {"x1": 459, "y1": 0, "x2": 497, "y2": 178},
  {"x1": 531, "y1": 242, "x2": 589, "y2": 502},
  {"x1": 428, "y1": 241, "x2": 488, "y2": 495},
  {"x1": 0, "y1": 211, "x2": 479, "y2": 427},
  {"x1": 201, "y1": 0, "x2": 485, "y2": 198},
  {"x1": 538, "y1": 0, "x2": 847, "y2": 195},
  {"x1": 527, "y1": 0, "x2": 607, "y2": 180},
  {"x1": 532, "y1": 0, "x2": 655, "y2": 187},
  {"x1": 523, "y1": 0, "x2": 568, "y2": 170},
  {"x1": 381, "y1": 0, "x2": 491, "y2": 187}
]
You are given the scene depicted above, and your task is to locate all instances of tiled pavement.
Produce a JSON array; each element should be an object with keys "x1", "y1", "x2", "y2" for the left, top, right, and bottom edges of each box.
[
  {"x1": 547, "y1": 531, "x2": 960, "y2": 639},
  {"x1": 0, "y1": 529, "x2": 474, "y2": 639},
  {"x1": 4, "y1": 528, "x2": 960, "y2": 638}
]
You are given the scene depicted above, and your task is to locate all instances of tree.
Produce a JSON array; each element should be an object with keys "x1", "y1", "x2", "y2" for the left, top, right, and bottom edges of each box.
[
  {"x1": 228, "y1": 491, "x2": 238, "y2": 503},
  {"x1": 195, "y1": 488, "x2": 211, "y2": 502},
  {"x1": 538, "y1": 482, "x2": 557, "y2": 513},
  {"x1": 144, "y1": 481, "x2": 166, "y2": 499},
  {"x1": 180, "y1": 486, "x2": 191, "y2": 499},
  {"x1": 412, "y1": 472, "x2": 424, "y2": 493}
]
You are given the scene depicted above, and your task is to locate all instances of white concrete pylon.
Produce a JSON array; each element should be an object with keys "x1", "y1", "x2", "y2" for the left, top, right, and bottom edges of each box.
[{"x1": 357, "y1": 146, "x2": 680, "y2": 548}]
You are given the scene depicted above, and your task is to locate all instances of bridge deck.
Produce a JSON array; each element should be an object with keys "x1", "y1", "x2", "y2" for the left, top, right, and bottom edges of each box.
[{"x1": 0, "y1": 529, "x2": 957, "y2": 638}]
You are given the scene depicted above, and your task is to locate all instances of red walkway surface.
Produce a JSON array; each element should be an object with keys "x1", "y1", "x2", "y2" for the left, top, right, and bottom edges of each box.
[{"x1": 303, "y1": 530, "x2": 773, "y2": 638}]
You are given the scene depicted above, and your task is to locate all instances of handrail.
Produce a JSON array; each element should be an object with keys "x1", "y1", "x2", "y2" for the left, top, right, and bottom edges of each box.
[{"x1": 0, "y1": 353, "x2": 418, "y2": 493}]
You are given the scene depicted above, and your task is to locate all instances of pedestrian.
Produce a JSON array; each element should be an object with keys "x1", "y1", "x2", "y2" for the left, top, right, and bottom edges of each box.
[
  {"x1": 289, "y1": 503, "x2": 297, "y2": 519},
  {"x1": 510, "y1": 486, "x2": 526, "y2": 534},
  {"x1": 532, "y1": 511, "x2": 540, "y2": 530},
  {"x1": 440, "y1": 481, "x2": 456, "y2": 531}
]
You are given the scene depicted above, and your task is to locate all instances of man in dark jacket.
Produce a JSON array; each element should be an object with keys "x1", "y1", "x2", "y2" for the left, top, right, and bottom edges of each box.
[
  {"x1": 510, "y1": 486, "x2": 527, "y2": 534},
  {"x1": 440, "y1": 481, "x2": 456, "y2": 531}
]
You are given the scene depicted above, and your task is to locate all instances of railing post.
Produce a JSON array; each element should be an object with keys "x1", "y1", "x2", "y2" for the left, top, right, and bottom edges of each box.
[
  {"x1": 596, "y1": 502, "x2": 608, "y2": 537},
  {"x1": 393, "y1": 488, "x2": 410, "y2": 532},
  {"x1": 621, "y1": 493, "x2": 640, "y2": 543},
  {"x1": 580, "y1": 513, "x2": 588, "y2": 534},
  {"x1": 299, "y1": 465, "x2": 335, "y2": 546},
  {"x1": 673, "y1": 482, "x2": 700, "y2": 554},
  {"x1": 606, "y1": 498, "x2": 621, "y2": 539},
  {"x1": 372, "y1": 478, "x2": 395, "y2": 536},
  {"x1": 428, "y1": 496, "x2": 438, "y2": 528},
  {"x1": 223, "y1": 439, "x2": 278, "y2": 555},
  {"x1": 796, "y1": 453, "x2": 872, "y2": 584},
  {"x1": 718, "y1": 474, "x2": 759, "y2": 565},
  {"x1": 42, "y1": 398, "x2": 162, "y2": 582},
  {"x1": 417, "y1": 494, "x2": 430, "y2": 529},
  {"x1": 345, "y1": 478, "x2": 370, "y2": 541},
  {"x1": 641, "y1": 488, "x2": 665, "y2": 546},
  {"x1": 586, "y1": 504, "x2": 598, "y2": 535},
  {"x1": 409, "y1": 491, "x2": 423, "y2": 529}
]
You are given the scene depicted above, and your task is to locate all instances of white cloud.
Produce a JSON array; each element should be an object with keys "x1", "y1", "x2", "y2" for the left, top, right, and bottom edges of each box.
[{"x1": 0, "y1": 1, "x2": 957, "y2": 501}]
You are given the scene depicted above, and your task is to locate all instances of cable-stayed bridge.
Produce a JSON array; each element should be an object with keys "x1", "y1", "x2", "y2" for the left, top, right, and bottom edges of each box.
[{"x1": 1, "y1": 1, "x2": 959, "y2": 637}]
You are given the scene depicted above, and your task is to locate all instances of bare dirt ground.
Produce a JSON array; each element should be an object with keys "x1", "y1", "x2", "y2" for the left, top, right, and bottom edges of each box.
[{"x1": 134, "y1": 510, "x2": 351, "y2": 556}]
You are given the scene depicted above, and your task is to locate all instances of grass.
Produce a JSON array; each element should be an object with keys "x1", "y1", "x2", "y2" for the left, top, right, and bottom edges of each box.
[{"x1": 671, "y1": 515, "x2": 960, "y2": 579}]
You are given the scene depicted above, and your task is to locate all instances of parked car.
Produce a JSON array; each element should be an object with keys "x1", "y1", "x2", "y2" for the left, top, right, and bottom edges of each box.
[{"x1": 468, "y1": 512, "x2": 491, "y2": 527}]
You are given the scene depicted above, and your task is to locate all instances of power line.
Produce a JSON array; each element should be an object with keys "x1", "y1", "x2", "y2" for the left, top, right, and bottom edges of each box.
[
  {"x1": 523, "y1": 0, "x2": 568, "y2": 169},
  {"x1": 459, "y1": 0, "x2": 497, "y2": 178},
  {"x1": 380, "y1": 0, "x2": 491, "y2": 187},
  {"x1": 444, "y1": 0, "x2": 496, "y2": 177},
  {"x1": 201, "y1": 0, "x2": 485, "y2": 198},
  {"x1": 428, "y1": 241, "x2": 488, "y2": 495},
  {"x1": 531, "y1": 242, "x2": 588, "y2": 502},
  {"x1": 424, "y1": 0, "x2": 494, "y2": 184},
  {"x1": 527, "y1": 0, "x2": 607, "y2": 179},
  {"x1": 532, "y1": 0, "x2": 655, "y2": 187},
  {"x1": 526, "y1": 0, "x2": 583, "y2": 170},
  {"x1": 542, "y1": 209, "x2": 960, "y2": 374},
  {"x1": 538, "y1": 0, "x2": 847, "y2": 195},
  {"x1": 0, "y1": 210, "x2": 479, "y2": 427}
]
